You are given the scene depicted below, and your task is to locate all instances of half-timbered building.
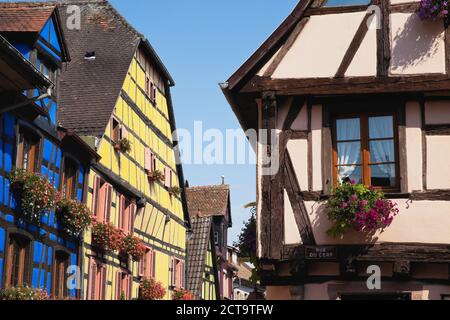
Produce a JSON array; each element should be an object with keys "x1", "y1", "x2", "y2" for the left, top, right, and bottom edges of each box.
[
  {"x1": 0, "y1": 3, "x2": 98, "y2": 299},
  {"x1": 58, "y1": 0, "x2": 190, "y2": 300},
  {"x1": 223, "y1": 0, "x2": 450, "y2": 300}
]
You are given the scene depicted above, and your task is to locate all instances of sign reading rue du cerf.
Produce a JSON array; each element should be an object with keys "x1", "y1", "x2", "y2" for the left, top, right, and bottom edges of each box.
[{"x1": 305, "y1": 246, "x2": 338, "y2": 261}]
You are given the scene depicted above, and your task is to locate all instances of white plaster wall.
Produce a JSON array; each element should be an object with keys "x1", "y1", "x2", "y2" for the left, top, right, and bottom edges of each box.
[
  {"x1": 425, "y1": 101, "x2": 450, "y2": 125},
  {"x1": 345, "y1": 17, "x2": 377, "y2": 77},
  {"x1": 284, "y1": 190, "x2": 302, "y2": 245},
  {"x1": 272, "y1": 12, "x2": 367, "y2": 78},
  {"x1": 291, "y1": 105, "x2": 308, "y2": 131},
  {"x1": 311, "y1": 105, "x2": 323, "y2": 191},
  {"x1": 287, "y1": 139, "x2": 308, "y2": 191},
  {"x1": 405, "y1": 101, "x2": 423, "y2": 192},
  {"x1": 299, "y1": 199, "x2": 450, "y2": 245},
  {"x1": 390, "y1": 13, "x2": 445, "y2": 75},
  {"x1": 426, "y1": 136, "x2": 450, "y2": 189}
]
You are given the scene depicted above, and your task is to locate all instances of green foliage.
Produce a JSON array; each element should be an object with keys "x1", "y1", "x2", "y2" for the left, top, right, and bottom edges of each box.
[{"x1": 0, "y1": 285, "x2": 48, "y2": 300}]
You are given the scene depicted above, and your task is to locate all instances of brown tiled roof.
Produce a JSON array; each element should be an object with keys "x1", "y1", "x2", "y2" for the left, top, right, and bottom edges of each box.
[
  {"x1": 57, "y1": 0, "x2": 174, "y2": 137},
  {"x1": 186, "y1": 185, "x2": 230, "y2": 218},
  {"x1": 186, "y1": 216, "x2": 213, "y2": 299},
  {"x1": 0, "y1": 3, "x2": 55, "y2": 33}
]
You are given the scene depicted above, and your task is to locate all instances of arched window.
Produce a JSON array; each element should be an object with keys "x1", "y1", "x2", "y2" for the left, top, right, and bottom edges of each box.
[{"x1": 5, "y1": 233, "x2": 32, "y2": 288}]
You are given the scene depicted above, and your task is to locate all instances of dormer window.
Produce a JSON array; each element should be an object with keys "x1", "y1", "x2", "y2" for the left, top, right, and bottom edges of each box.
[
  {"x1": 323, "y1": 0, "x2": 371, "y2": 7},
  {"x1": 84, "y1": 51, "x2": 96, "y2": 60}
]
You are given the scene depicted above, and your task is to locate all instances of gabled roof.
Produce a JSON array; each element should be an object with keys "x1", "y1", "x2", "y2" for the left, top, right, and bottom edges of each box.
[
  {"x1": 186, "y1": 185, "x2": 232, "y2": 224},
  {"x1": 57, "y1": 0, "x2": 174, "y2": 137},
  {"x1": 0, "y1": 2, "x2": 70, "y2": 62},
  {"x1": 186, "y1": 216, "x2": 215, "y2": 299}
]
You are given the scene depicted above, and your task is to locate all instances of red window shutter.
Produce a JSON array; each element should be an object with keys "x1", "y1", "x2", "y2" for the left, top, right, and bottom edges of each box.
[
  {"x1": 139, "y1": 251, "x2": 146, "y2": 277},
  {"x1": 120, "y1": 125, "x2": 128, "y2": 140},
  {"x1": 119, "y1": 195, "x2": 126, "y2": 230},
  {"x1": 164, "y1": 167, "x2": 171, "y2": 188},
  {"x1": 92, "y1": 176, "x2": 101, "y2": 218},
  {"x1": 89, "y1": 258, "x2": 97, "y2": 300},
  {"x1": 181, "y1": 261, "x2": 185, "y2": 289},
  {"x1": 104, "y1": 184, "x2": 113, "y2": 223},
  {"x1": 144, "y1": 148, "x2": 152, "y2": 173},
  {"x1": 128, "y1": 274, "x2": 133, "y2": 299},
  {"x1": 101, "y1": 266, "x2": 107, "y2": 299},
  {"x1": 151, "y1": 250, "x2": 156, "y2": 279},
  {"x1": 129, "y1": 203, "x2": 136, "y2": 234}
]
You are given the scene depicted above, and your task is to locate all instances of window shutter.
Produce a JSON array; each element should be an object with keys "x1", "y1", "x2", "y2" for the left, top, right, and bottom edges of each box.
[
  {"x1": 181, "y1": 261, "x2": 185, "y2": 289},
  {"x1": 89, "y1": 258, "x2": 97, "y2": 300},
  {"x1": 101, "y1": 266, "x2": 107, "y2": 300},
  {"x1": 129, "y1": 202, "x2": 136, "y2": 234},
  {"x1": 92, "y1": 176, "x2": 101, "y2": 218},
  {"x1": 119, "y1": 195, "x2": 126, "y2": 230},
  {"x1": 151, "y1": 250, "x2": 156, "y2": 279},
  {"x1": 120, "y1": 125, "x2": 128, "y2": 140},
  {"x1": 128, "y1": 274, "x2": 133, "y2": 300},
  {"x1": 164, "y1": 167, "x2": 171, "y2": 188},
  {"x1": 144, "y1": 148, "x2": 152, "y2": 173},
  {"x1": 139, "y1": 251, "x2": 146, "y2": 277},
  {"x1": 104, "y1": 184, "x2": 113, "y2": 223},
  {"x1": 115, "y1": 271, "x2": 121, "y2": 300}
]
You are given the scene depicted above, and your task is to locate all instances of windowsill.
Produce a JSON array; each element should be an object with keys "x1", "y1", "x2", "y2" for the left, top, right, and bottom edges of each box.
[{"x1": 384, "y1": 192, "x2": 411, "y2": 199}]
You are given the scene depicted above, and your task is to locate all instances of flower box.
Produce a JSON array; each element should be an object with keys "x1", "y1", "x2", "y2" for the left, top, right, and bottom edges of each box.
[
  {"x1": 122, "y1": 235, "x2": 147, "y2": 261},
  {"x1": 57, "y1": 198, "x2": 93, "y2": 237},
  {"x1": 138, "y1": 277, "x2": 166, "y2": 300},
  {"x1": 326, "y1": 183, "x2": 399, "y2": 238},
  {"x1": 147, "y1": 169, "x2": 164, "y2": 183},
  {"x1": 172, "y1": 288, "x2": 195, "y2": 301},
  {"x1": 114, "y1": 138, "x2": 132, "y2": 153},
  {"x1": 417, "y1": 0, "x2": 449, "y2": 20},
  {"x1": 8, "y1": 169, "x2": 59, "y2": 223},
  {"x1": 91, "y1": 222, "x2": 125, "y2": 251}
]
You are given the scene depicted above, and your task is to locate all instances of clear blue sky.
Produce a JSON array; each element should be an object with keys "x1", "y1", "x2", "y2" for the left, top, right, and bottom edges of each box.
[{"x1": 109, "y1": 0, "x2": 298, "y2": 244}]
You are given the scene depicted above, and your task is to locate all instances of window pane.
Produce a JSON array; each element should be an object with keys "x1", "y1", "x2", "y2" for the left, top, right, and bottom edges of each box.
[
  {"x1": 336, "y1": 118, "x2": 360, "y2": 141},
  {"x1": 324, "y1": 0, "x2": 371, "y2": 7},
  {"x1": 369, "y1": 116, "x2": 394, "y2": 139},
  {"x1": 370, "y1": 164, "x2": 396, "y2": 187},
  {"x1": 338, "y1": 165, "x2": 362, "y2": 184},
  {"x1": 337, "y1": 142, "x2": 361, "y2": 165},
  {"x1": 370, "y1": 140, "x2": 395, "y2": 163}
]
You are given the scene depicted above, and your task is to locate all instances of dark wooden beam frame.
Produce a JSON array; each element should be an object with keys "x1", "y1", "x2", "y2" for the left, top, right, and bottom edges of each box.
[
  {"x1": 335, "y1": 11, "x2": 374, "y2": 78},
  {"x1": 264, "y1": 19, "x2": 310, "y2": 78}
]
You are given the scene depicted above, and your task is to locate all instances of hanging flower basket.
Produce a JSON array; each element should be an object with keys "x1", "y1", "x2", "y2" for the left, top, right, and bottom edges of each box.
[
  {"x1": 417, "y1": 0, "x2": 449, "y2": 20},
  {"x1": 147, "y1": 169, "x2": 164, "y2": 183},
  {"x1": 167, "y1": 186, "x2": 181, "y2": 196},
  {"x1": 138, "y1": 277, "x2": 166, "y2": 300},
  {"x1": 57, "y1": 198, "x2": 93, "y2": 237},
  {"x1": 326, "y1": 182, "x2": 399, "y2": 238},
  {"x1": 172, "y1": 289, "x2": 195, "y2": 301},
  {"x1": 7, "y1": 169, "x2": 59, "y2": 223},
  {"x1": 91, "y1": 222, "x2": 125, "y2": 251},
  {"x1": 122, "y1": 235, "x2": 147, "y2": 261},
  {"x1": 114, "y1": 138, "x2": 132, "y2": 153}
]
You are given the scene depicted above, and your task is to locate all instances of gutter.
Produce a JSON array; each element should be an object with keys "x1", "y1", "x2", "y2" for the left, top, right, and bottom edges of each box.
[{"x1": 0, "y1": 92, "x2": 50, "y2": 114}]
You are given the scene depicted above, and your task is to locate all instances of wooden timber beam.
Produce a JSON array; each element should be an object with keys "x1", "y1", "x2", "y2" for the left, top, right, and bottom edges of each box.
[
  {"x1": 335, "y1": 11, "x2": 374, "y2": 78},
  {"x1": 247, "y1": 75, "x2": 450, "y2": 96},
  {"x1": 284, "y1": 151, "x2": 316, "y2": 245},
  {"x1": 264, "y1": 18, "x2": 310, "y2": 78},
  {"x1": 283, "y1": 96, "x2": 306, "y2": 131}
]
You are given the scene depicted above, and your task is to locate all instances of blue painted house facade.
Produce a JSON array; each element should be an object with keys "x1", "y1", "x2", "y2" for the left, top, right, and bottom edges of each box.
[{"x1": 0, "y1": 3, "x2": 98, "y2": 299}]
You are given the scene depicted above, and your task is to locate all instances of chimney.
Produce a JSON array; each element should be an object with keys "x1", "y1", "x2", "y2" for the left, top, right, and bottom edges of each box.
[{"x1": 221, "y1": 176, "x2": 225, "y2": 185}]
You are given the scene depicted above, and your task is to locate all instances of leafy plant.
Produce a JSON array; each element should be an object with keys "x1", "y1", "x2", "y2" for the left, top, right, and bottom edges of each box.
[
  {"x1": 326, "y1": 183, "x2": 399, "y2": 238},
  {"x1": 114, "y1": 138, "x2": 132, "y2": 153},
  {"x1": 0, "y1": 285, "x2": 48, "y2": 300},
  {"x1": 57, "y1": 198, "x2": 93, "y2": 237},
  {"x1": 172, "y1": 288, "x2": 195, "y2": 300},
  {"x1": 122, "y1": 235, "x2": 147, "y2": 261},
  {"x1": 417, "y1": 0, "x2": 449, "y2": 20},
  {"x1": 138, "y1": 277, "x2": 166, "y2": 300},
  {"x1": 147, "y1": 169, "x2": 164, "y2": 183},
  {"x1": 167, "y1": 186, "x2": 181, "y2": 196},
  {"x1": 91, "y1": 222, "x2": 125, "y2": 251},
  {"x1": 8, "y1": 169, "x2": 59, "y2": 223}
]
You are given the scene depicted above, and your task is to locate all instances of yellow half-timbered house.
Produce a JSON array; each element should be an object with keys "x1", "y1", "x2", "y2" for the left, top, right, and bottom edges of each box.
[{"x1": 58, "y1": 0, "x2": 189, "y2": 300}]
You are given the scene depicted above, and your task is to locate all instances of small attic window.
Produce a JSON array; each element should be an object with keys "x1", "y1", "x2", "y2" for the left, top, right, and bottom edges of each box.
[
  {"x1": 323, "y1": 0, "x2": 371, "y2": 7},
  {"x1": 84, "y1": 51, "x2": 96, "y2": 60}
]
